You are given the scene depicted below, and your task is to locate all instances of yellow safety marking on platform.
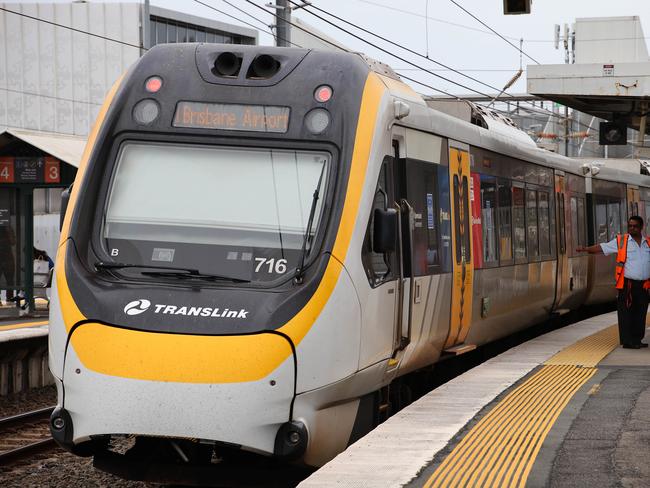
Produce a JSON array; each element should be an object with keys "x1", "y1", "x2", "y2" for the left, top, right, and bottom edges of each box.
[
  {"x1": 424, "y1": 325, "x2": 621, "y2": 488},
  {"x1": 424, "y1": 365, "x2": 594, "y2": 488},
  {"x1": 0, "y1": 320, "x2": 48, "y2": 332},
  {"x1": 545, "y1": 325, "x2": 618, "y2": 367}
]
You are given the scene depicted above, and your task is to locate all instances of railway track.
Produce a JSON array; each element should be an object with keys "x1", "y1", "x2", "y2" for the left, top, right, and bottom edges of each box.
[{"x1": 0, "y1": 406, "x2": 57, "y2": 465}]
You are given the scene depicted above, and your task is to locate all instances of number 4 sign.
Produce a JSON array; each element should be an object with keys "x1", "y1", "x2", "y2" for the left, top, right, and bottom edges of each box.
[
  {"x1": 44, "y1": 157, "x2": 60, "y2": 183},
  {"x1": 0, "y1": 158, "x2": 14, "y2": 183}
]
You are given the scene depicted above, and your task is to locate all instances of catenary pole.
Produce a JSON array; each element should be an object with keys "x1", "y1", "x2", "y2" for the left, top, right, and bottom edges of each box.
[{"x1": 276, "y1": 0, "x2": 291, "y2": 47}]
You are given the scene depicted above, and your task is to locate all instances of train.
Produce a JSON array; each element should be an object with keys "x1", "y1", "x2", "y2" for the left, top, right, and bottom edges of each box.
[{"x1": 47, "y1": 43, "x2": 650, "y2": 479}]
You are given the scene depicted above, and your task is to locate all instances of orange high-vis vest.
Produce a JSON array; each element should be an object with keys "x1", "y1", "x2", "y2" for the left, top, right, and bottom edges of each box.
[{"x1": 615, "y1": 233, "x2": 650, "y2": 289}]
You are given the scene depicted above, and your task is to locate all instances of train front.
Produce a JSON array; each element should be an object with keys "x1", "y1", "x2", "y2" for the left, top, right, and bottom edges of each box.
[{"x1": 47, "y1": 43, "x2": 386, "y2": 474}]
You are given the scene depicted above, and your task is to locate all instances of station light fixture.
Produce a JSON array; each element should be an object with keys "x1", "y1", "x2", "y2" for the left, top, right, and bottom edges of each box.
[
  {"x1": 503, "y1": 0, "x2": 531, "y2": 15},
  {"x1": 599, "y1": 121, "x2": 628, "y2": 146}
]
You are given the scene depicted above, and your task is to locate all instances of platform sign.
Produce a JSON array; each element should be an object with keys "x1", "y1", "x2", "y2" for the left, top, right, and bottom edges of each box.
[
  {"x1": 0, "y1": 157, "x2": 62, "y2": 184},
  {"x1": 44, "y1": 157, "x2": 61, "y2": 183},
  {"x1": 15, "y1": 158, "x2": 43, "y2": 183},
  {"x1": 0, "y1": 158, "x2": 14, "y2": 183}
]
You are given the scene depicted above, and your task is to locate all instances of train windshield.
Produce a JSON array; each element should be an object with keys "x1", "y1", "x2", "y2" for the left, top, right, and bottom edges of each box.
[{"x1": 101, "y1": 142, "x2": 330, "y2": 283}]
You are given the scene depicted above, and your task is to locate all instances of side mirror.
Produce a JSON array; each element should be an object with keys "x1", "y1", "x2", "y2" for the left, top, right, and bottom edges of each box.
[
  {"x1": 373, "y1": 208, "x2": 397, "y2": 253},
  {"x1": 59, "y1": 185, "x2": 72, "y2": 231}
]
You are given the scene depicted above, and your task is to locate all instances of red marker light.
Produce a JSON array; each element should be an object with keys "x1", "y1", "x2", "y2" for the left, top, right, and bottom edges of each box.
[
  {"x1": 145, "y1": 76, "x2": 163, "y2": 93},
  {"x1": 314, "y1": 85, "x2": 333, "y2": 103}
]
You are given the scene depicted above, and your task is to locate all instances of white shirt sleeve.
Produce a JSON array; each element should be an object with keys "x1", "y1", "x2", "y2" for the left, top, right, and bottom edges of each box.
[{"x1": 600, "y1": 237, "x2": 619, "y2": 256}]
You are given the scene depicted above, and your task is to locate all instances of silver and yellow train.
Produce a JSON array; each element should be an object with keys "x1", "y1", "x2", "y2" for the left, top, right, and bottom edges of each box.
[{"x1": 48, "y1": 44, "x2": 650, "y2": 476}]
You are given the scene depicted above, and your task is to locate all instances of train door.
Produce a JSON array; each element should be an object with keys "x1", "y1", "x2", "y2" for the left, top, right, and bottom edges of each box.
[
  {"x1": 389, "y1": 129, "x2": 450, "y2": 362},
  {"x1": 444, "y1": 141, "x2": 474, "y2": 352},
  {"x1": 391, "y1": 139, "x2": 419, "y2": 355},
  {"x1": 552, "y1": 173, "x2": 566, "y2": 311}
]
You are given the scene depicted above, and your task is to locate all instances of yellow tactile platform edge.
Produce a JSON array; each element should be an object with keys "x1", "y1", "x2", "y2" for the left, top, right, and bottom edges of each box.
[
  {"x1": 0, "y1": 320, "x2": 49, "y2": 332},
  {"x1": 545, "y1": 325, "x2": 619, "y2": 367},
  {"x1": 424, "y1": 325, "x2": 618, "y2": 488}
]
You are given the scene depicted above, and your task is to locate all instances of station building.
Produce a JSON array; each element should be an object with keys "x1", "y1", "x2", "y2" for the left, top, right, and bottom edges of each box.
[{"x1": 0, "y1": 1, "x2": 257, "y2": 315}]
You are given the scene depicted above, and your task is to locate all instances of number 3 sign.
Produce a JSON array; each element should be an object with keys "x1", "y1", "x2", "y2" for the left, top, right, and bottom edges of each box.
[{"x1": 44, "y1": 157, "x2": 60, "y2": 183}]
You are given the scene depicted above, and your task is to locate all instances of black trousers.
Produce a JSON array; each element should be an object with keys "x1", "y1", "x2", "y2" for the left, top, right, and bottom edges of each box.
[{"x1": 617, "y1": 278, "x2": 649, "y2": 346}]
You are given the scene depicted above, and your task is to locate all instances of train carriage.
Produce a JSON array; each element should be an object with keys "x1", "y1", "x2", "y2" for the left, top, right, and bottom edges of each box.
[{"x1": 48, "y1": 43, "x2": 650, "y2": 478}]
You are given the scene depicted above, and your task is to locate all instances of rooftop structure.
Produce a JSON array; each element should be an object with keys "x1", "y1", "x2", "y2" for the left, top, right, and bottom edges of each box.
[{"x1": 527, "y1": 16, "x2": 650, "y2": 150}]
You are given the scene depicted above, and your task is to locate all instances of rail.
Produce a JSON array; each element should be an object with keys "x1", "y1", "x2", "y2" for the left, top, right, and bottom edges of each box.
[{"x1": 0, "y1": 406, "x2": 57, "y2": 465}]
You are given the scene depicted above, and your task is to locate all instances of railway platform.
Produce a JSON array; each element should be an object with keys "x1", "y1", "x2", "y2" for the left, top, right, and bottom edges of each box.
[
  {"x1": 301, "y1": 311, "x2": 650, "y2": 487},
  {"x1": 0, "y1": 320, "x2": 50, "y2": 396}
]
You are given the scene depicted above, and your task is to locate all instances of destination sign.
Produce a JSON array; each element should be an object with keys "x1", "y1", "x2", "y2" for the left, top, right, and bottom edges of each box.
[{"x1": 173, "y1": 102, "x2": 290, "y2": 133}]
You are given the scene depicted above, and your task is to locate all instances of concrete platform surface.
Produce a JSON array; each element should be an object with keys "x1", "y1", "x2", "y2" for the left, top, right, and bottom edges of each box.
[
  {"x1": 0, "y1": 320, "x2": 48, "y2": 341},
  {"x1": 300, "y1": 312, "x2": 630, "y2": 488}
]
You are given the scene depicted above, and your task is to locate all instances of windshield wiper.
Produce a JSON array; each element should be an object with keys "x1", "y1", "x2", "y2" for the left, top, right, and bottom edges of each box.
[
  {"x1": 94, "y1": 262, "x2": 250, "y2": 283},
  {"x1": 140, "y1": 270, "x2": 250, "y2": 283},
  {"x1": 294, "y1": 164, "x2": 326, "y2": 284}
]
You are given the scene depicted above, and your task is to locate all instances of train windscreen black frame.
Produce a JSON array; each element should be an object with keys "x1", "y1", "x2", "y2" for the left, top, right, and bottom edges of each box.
[{"x1": 101, "y1": 142, "x2": 329, "y2": 283}]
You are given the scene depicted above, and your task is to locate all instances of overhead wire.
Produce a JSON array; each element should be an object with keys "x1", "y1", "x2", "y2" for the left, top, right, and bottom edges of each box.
[
  {"x1": 353, "y1": 0, "x2": 521, "y2": 41},
  {"x1": 447, "y1": 0, "x2": 541, "y2": 64},
  {"x1": 289, "y1": 0, "x2": 595, "y2": 130},
  {"x1": 0, "y1": 6, "x2": 144, "y2": 50},
  {"x1": 355, "y1": 0, "x2": 650, "y2": 44},
  {"x1": 0, "y1": 1, "x2": 606, "y2": 141},
  {"x1": 244, "y1": 0, "x2": 466, "y2": 99},
  {"x1": 193, "y1": 0, "x2": 303, "y2": 48},
  {"x1": 217, "y1": 0, "x2": 274, "y2": 31},
  {"x1": 196, "y1": 0, "x2": 305, "y2": 48},
  {"x1": 295, "y1": 0, "x2": 514, "y2": 98},
  {"x1": 0, "y1": 86, "x2": 103, "y2": 106}
]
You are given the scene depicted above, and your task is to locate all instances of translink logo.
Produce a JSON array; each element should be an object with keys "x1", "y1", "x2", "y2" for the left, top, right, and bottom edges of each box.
[{"x1": 123, "y1": 299, "x2": 249, "y2": 319}]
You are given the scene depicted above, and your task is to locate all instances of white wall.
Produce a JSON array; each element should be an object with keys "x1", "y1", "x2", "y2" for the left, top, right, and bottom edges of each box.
[
  {"x1": 576, "y1": 16, "x2": 649, "y2": 64},
  {"x1": 0, "y1": 2, "x2": 142, "y2": 136},
  {"x1": 34, "y1": 213, "x2": 60, "y2": 261}
]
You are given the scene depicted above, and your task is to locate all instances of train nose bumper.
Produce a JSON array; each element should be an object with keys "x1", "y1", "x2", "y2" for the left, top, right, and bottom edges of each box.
[{"x1": 59, "y1": 323, "x2": 297, "y2": 456}]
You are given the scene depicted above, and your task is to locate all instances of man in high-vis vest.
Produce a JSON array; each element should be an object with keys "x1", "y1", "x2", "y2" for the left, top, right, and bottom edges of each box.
[{"x1": 577, "y1": 216, "x2": 650, "y2": 349}]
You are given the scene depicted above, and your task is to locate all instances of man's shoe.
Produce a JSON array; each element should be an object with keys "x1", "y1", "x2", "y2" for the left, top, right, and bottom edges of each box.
[
  {"x1": 640, "y1": 342, "x2": 649, "y2": 348},
  {"x1": 623, "y1": 344, "x2": 641, "y2": 349}
]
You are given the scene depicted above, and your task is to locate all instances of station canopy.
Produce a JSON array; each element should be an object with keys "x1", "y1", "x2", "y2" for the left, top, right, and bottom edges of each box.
[
  {"x1": 0, "y1": 128, "x2": 86, "y2": 169},
  {"x1": 527, "y1": 16, "x2": 650, "y2": 135}
]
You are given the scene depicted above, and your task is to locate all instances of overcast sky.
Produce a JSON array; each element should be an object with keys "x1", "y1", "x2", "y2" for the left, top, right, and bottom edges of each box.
[
  {"x1": 151, "y1": 0, "x2": 650, "y2": 94},
  {"x1": 152, "y1": 0, "x2": 650, "y2": 96},
  {"x1": 16, "y1": 0, "x2": 650, "y2": 96}
]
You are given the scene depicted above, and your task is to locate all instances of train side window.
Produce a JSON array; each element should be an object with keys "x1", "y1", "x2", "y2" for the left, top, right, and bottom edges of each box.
[
  {"x1": 608, "y1": 200, "x2": 621, "y2": 241},
  {"x1": 526, "y1": 189, "x2": 539, "y2": 260},
  {"x1": 423, "y1": 166, "x2": 440, "y2": 270},
  {"x1": 513, "y1": 186, "x2": 527, "y2": 262},
  {"x1": 595, "y1": 197, "x2": 608, "y2": 243},
  {"x1": 462, "y1": 176, "x2": 471, "y2": 263},
  {"x1": 480, "y1": 176, "x2": 498, "y2": 265},
  {"x1": 362, "y1": 159, "x2": 395, "y2": 287},
  {"x1": 405, "y1": 159, "x2": 441, "y2": 276},
  {"x1": 453, "y1": 175, "x2": 462, "y2": 265},
  {"x1": 497, "y1": 180, "x2": 513, "y2": 263},
  {"x1": 538, "y1": 190, "x2": 551, "y2": 257},
  {"x1": 577, "y1": 197, "x2": 586, "y2": 247},
  {"x1": 570, "y1": 196, "x2": 579, "y2": 252}
]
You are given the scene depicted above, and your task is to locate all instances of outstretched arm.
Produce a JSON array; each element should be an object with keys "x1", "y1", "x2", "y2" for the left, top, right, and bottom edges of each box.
[{"x1": 576, "y1": 244, "x2": 604, "y2": 254}]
